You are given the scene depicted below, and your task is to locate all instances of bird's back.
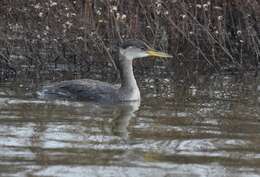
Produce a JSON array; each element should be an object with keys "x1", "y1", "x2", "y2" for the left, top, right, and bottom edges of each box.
[{"x1": 38, "y1": 79, "x2": 120, "y2": 102}]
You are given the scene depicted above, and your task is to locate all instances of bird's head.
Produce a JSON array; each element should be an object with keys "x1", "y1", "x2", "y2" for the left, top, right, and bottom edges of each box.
[{"x1": 119, "y1": 40, "x2": 172, "y2": 60}]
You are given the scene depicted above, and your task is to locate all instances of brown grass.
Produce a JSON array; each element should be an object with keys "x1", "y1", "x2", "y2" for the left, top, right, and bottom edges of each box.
[{"x1": 0, "y1": 0, "x2": 259, "y2": 79}]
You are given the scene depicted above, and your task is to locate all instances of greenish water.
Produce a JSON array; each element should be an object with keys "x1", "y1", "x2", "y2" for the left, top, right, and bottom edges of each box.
[{"x1": 0, "y1": 73, "x2": 260, "y2": 177}]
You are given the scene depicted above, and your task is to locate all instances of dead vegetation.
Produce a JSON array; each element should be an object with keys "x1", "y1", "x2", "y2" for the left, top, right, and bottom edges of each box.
[{"x1": 0, "y1": 0, "x2": 260, "y2": 79}]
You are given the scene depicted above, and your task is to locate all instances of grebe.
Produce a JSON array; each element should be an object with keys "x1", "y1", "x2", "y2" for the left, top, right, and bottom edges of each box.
[{"x1": 38, "y1": 40, "x2": 172, "y2": 102}]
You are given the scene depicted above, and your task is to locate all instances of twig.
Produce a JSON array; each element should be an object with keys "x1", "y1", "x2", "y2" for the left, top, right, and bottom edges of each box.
[{"x1": 165, "y1": 15, "x2": 214, "y2": 66}]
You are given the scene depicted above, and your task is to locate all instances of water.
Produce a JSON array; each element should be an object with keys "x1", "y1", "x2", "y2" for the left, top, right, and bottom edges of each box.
[{"x1": 0, "y1": 73, "x2": 260, "y2": 177}]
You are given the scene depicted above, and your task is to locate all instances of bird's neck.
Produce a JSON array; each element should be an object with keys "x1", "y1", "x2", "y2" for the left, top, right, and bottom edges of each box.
[
  {"x1": 119, "y1": 56, "x2": 137, "y2": 89},
  {"x1": 118, "y1": 54, "x2": 140, "y2": 100}
]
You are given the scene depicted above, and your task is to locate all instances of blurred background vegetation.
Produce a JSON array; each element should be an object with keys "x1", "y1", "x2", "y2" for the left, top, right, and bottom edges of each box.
[{"x1": 0, "y1": 0, "x2": 260, "y2": 80}]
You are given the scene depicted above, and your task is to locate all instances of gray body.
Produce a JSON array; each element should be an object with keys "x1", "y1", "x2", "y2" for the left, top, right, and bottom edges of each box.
[{"x1": 39, "y1": 53, "x2": 140, "y2": 103}]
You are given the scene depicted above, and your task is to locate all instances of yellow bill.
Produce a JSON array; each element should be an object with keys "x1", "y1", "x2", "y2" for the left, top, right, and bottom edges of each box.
[{"x1": 146, "y1": 49, "x2": 173, "y2": 58}]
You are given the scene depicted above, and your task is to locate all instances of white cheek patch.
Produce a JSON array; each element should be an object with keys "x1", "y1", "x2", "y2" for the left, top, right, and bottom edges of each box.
[
  {"x1": 119, "y1": 48, "x2": 129, "y2": 60},
  {"x1": 119, "y1": 48, "x2": 134, "y2": 60},
  {"x1": 141, "y1": 52, "x2": 149, "y2": 57},
  {"x1": 120, "y1": 47, "x2": 149, "y2": 60}
]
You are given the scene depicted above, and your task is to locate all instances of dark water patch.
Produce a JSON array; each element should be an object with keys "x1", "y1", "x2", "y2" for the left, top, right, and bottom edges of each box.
[{"x1": 0, "y1": 73, "x2": 260, "y2": 176}]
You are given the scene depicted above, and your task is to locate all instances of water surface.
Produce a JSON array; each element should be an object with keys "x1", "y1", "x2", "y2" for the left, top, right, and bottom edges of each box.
[{"x1": 0, "y1": 73, "x2": 260, "y2": 177}]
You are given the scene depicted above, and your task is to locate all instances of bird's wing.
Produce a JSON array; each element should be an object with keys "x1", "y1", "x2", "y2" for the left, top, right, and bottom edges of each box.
[{"x1": 40, "y1": 79, "x2": 119, "y2": 102}]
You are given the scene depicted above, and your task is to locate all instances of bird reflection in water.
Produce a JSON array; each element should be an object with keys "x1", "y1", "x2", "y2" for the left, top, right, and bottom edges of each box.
[{"x1": 111, "y1": 101, "x2": 140, "y2": 139}]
